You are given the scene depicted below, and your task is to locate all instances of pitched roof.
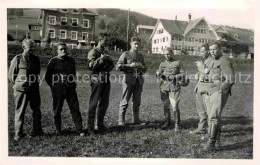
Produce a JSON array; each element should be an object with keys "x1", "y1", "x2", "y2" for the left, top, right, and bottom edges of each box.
[
  {"x1": 160, "y1": 19, "x2": 188, "y2": 35},
  {"x1": 223, "y1": 27, "x2": 254, "y2": 45},
  {"x1": 41, "y1": 8, "x2": 98, "y2": 15},
  {"x1": 184, "y1": 17, "x2": 202, "y2": 34},
  {"x1": 137, "y1": 25, "x2": 155, "y2": 30}
]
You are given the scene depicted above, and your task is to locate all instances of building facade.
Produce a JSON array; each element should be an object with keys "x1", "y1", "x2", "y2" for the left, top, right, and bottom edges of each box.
[
  {"x1": 40, "y1": 8, "x2": 98, "y2": 48},
  {"x1": 150, "y1": 15, "x2": 220, "y2": 55}
]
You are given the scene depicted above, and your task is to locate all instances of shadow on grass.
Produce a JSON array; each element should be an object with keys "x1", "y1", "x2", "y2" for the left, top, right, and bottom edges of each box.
[
  {"x1": 221, "y1": 116, "x2": 253, "y2": 125},
  {"x1": 221, "y1": 138, "x2": 253, "y2": 151}
]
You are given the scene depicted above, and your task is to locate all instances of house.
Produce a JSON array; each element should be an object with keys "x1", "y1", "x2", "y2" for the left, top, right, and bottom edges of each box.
[
  {"x1": 136, "y1": 25, "x2": 154, "y2": 52},
  {"x1": 39, "y1": 8, "x2": 98, "y2": 48},
  {"x1": 150, "y1": 14, "x2": 219, "y2": 55}
]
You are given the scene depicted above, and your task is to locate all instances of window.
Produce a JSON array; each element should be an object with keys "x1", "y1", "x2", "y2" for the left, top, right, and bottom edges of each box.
[
  {"x1": 49, "y1": 29, "x2": 55, "y2": 38},
  {"x1": 163, "y1": 38, "x2": 165, "y2": 42},
  {"x1": 72, "y1": 9, "x2": 79, "y2": 14},
  {"x1": 49, "y1": 15, "x2": 56, "y2": 25},
  {"x1": 71, "y1": 31, "x2": 78, "y2": 40},
  {"x1": 83, "y1": 19, "x2": 90, "y2": 28},
  {"x1": 234, "y1": 34, "x2": 239, "y2": 39},
  {"x1": 60, "y1": 17, "x2": 67, "y2": 26},
  {"x1": 250, "y1": 36, "x2": 254, "y2": 41},
  {"x1": 82, "y1": 32, "x2": 88, "y2": 40},
  {"x1": 72, "y1": 18, "x2": 78, "y2": 26},
  {"x1": 60, "y1": 9, "x2": 68, "y2": 13},
  {"x1": 35, "y1": 26, "x2": 38, "y2": 30},
  {"x1": 60, "y1": 30, "x2": 66, "y2": 39}
]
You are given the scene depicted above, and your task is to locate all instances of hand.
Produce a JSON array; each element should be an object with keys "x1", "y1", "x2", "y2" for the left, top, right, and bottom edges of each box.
[
  {"x1": 204, "y1": 68, "x2": 209, "y2": 74},
  {"x1": 195, "y1": 61, "x2": 203, "y2": 67}
]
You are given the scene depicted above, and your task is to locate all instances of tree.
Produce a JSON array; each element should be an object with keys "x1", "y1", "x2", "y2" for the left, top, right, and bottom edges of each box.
[
  {"x1": 98, "y1": 19, "x2": 106, "y2": 30},
  {"x1": 106, "y1": 13, "x2": 138, "y2": 50}
]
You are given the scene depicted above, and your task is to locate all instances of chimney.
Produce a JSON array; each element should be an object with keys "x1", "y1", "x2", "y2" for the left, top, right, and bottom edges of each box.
[
  {"x1": 188, "y1": 13, "x2": 191, "y2": 22},
  {"x1": 175, "y1": 15, "x2": 177, "y2": 20}
]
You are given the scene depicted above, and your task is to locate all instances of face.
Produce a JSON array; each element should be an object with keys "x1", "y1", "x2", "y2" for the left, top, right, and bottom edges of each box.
[
  {"x1": 164, "y1": 50, "x2": 173, "y2": 60},
  {"x1": 22, "y1": 43, "x2": 34, "y2": 55},
  {"x1": 200, "y1": 47, "x2": 209, "y2": 59},
  {"x1": 57, "y1": 45, "x2": 67, "y2": 57},
  {"x1": 130, "y1": 41, "x2": 139, "y2": 51},
  {"x1": 100, "y1": 36, "x2": 109, "y2": 47},
  {"x1": 210, "y1": 44, "x2": 221, "y2": 59}
]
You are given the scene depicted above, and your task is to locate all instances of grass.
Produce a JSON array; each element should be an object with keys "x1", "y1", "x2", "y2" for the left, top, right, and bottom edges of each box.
[{"x1": 7, "y1": 52, "x2": 253, "y2": 158}]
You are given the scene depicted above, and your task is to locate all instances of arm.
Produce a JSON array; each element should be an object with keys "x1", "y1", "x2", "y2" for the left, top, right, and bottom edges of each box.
[
  {"x1": 8, "y1": 57, "x2": 19, "y2": 83},
  {"x1": 116, "y1": 53, "x2": 132, "y2": 71},
  {"x1": 220, "y1": 60, "x2": 235, "y2": 92},
  {"x1": 175, "y1": 61, "x2": 186, "y2": 79},
  {"x1": 45, "y1": 59, "x2": 54, "y2": 87},
  {"x1": 156, "y1": 63, "x2": 164, "y2": 78},
  {"x1": 88, "y1": 49, "x2": 105, "y2": 70}
]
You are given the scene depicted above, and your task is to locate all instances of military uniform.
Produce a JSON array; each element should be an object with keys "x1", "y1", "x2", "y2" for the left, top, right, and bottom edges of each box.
[
  {"x1": 199, "y1": 55, "x2": 235, "y2": 149},
  {"x1": 157, "y1": 59, "x2": 185, "y2": 129},
  {"x1": 45, "y1": 56, "x2": 83, "y2": 133},
  {"x1": 9, "y1": 53, "x2": 43, "y2": 138},
  {"x1": 193, "y1": 55, "x2": 214, "y2": 133},
  {"x1": 117, "y1": 51, "x2": 147, "y2": 125},
  {"x1": 87, "y1": 47, "x2": 114, "y2": 132}
]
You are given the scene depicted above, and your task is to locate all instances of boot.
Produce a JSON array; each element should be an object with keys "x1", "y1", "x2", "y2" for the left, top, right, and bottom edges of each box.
[
  {"x1": 161, "y1": 119, "x2": 171, "y2": 130},
  {"x1": 202, "y1": 123, "x2": 218, "y2": 151}
]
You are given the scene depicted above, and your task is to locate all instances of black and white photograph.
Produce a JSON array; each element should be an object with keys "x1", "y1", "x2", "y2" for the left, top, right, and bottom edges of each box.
[{"x1": 1, "y1": 0, "x2": 260, "y2": 164}]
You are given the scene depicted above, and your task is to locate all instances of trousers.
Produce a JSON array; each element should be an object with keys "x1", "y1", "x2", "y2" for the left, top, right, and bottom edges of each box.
[
  {"x1": 118, "y1": 81, "x2": 143, "y2": 123},
  {"x1": 52, "y1": 87, "x2": 83, "y2": 132},
  {"x1": 195, "y1": 93, "x2": 210, "y2": 131},
  {"x1": 160, "y1": 90, "x2": 181, "y2": 125},
  {"x1": 88, "y1": 82, "x2": 110, "y2": 130},
  {"x1": 14, "y1": 88, "x2": 42, "y2": 136}
]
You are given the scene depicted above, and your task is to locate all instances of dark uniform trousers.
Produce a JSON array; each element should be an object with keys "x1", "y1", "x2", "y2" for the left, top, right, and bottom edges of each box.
[
  {"x1": 119, "y1": 80, "x2": 143, "y2": 123},
  {"x1": 51, "y1": 86, "x2": 83, "y2": 132},
  {"x1": 14, "y1": 87, "x2": 42, "y2": 136},
  {"x1": 88, "y1": 81, "x2": 111, "y2": 130}
]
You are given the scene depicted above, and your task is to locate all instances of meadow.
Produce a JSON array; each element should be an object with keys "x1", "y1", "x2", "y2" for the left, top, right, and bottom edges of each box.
[{"x1": 8, "y1": 52, "x2": 253, "y2": 158}]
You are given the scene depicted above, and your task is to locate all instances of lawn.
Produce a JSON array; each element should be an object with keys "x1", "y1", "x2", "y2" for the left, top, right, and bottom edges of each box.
[{"x1": 8, "y1": 55, "x2": 253, "y2": 158}]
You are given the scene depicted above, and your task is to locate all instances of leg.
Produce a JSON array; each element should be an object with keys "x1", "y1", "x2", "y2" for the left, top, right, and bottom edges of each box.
[
  {"x1": 160, "y1": 90, "x2": 171, "y2": 129},
  {"x1": 118, "y1": 83, "x2": 134, "y2": 125},
  {"x1": 191, "y1": 93, "x2": 208, "y2": 134},
  {"x1": 132, "y1": 81, "x2": 143, "y2": 123},
  {"x1": 96, "y1": 82, "x2": 110, "y2": 129},
  {"x1": 28, "y1": 88, "x2": 43, "y2": 134},
  {"x1": 88, "y1": 82, "x2": 103, "y2": 131},
  {"x1": 66, "y1": 89, "x2": 83, "y2": 133},
  {"x1": 169, "y1": 90, "x2": 181, "y2": 126},
  {"x1": 13, "y1": 90, "x2": 28, "y2": 138},
  {"x1": 52, "y1": 88, "x2": 66, "y2": 132},
  {"x1": 203, "y1": 91, "x2": 229, "y2": 151}
]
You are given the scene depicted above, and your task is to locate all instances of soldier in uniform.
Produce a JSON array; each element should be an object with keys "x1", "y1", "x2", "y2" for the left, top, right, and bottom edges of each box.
[
  {"x1": 156, "y1": 47, "x2": 186, "y2": 132},
  {"x1": 200, "y1": 41, "x2": 235, "y2": 151},
  {"x1": 45, "y1": 42, "x2": 85, "y2": 136},
  {"x1": 87, "y1": 32, "x2": 114, "y2": 134},
  {"x1": 117, "y1": 37, "x2": 147, "y2": 126},
  {"x1": 190, "y1": 43, "x2": 214, "y2": 135},
  {"x1": 9, "y1": 38, "x2": 43, "y2": 141}
]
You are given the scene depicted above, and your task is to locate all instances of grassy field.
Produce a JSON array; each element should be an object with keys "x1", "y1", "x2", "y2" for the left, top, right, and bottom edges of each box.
[{"x1": 8, "y1": 55, "x2": 253, "y2": 158}]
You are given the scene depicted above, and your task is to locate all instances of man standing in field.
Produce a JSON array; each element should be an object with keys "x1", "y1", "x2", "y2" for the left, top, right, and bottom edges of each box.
[
  {"x1": 117, "y1": 37, "x2": 147, "y2": 126},
  {"x1": 201, "y1": 41, "x2": 235, "y2": 151},
  {"x1": 9, "y1": 38, "x2": 43, "y2": 141},
  {"x1": 87, "y1": 32, "x2": 114, "y2": 134},
  {"x1": 190, "y1": 43, "x2": 214, "y2": 135},
  {"x1": 45, "y1": 42, "x2": 85, "y2": 136},
  {"x1": 156, "y1": 47, "x2": 186, "y2": 132}
]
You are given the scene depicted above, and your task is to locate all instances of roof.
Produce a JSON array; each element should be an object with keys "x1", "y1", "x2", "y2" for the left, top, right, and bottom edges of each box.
[
  {"x1": 184, "y1": 17, "x2": 202, "y2": 34},
  {"x1": 223, "y1": 27, "x2": 254, "y2": 44},
  {"x1": 41, "y1": 8, "x2": 98, "y2": 15},
  {"x1": 137, "y1": 25, "x2": 155, "y2": 30},
  {"x1": 8, "y1": 17, "x2": 38, "y2": 31},
  {"x1": 160, "y1": 19, "x2": 188, "y2": 35}
]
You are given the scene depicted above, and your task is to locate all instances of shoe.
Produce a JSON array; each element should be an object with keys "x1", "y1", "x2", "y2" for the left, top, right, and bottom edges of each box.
[
  {"x1": 215, "y1": 141, "x2": 221, "y2": 150},
  {"x1": 189, "y1": 129, "x2": 207, "y2": 135},
  {"x1": 79, "y1": 132, "x2": 85, "y2": 137},
  {"x1": 30, "y1": 131, "x2": 44, "y2": 137},
  {"x1": 56, "y1": 130, "x2": 63, "y2": 136},
  {"x1": 14, "y1": 135, "x2": 23, "y2": 141},
  {"x1": 133, "y1": 120, "x2": 146, "y2": 126},
  {"x1": 118, "y1": 121, "x2": 125, "y2": 126},
  {"x1": 174, "y1": 124, "x2": 181, "y2": 132},
  {"x1": 202, "y1": 140, "x2": 216, "y2": 151},
  {"x1": 161, "y1": 122, "x2": 170, "y2": 130}
]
